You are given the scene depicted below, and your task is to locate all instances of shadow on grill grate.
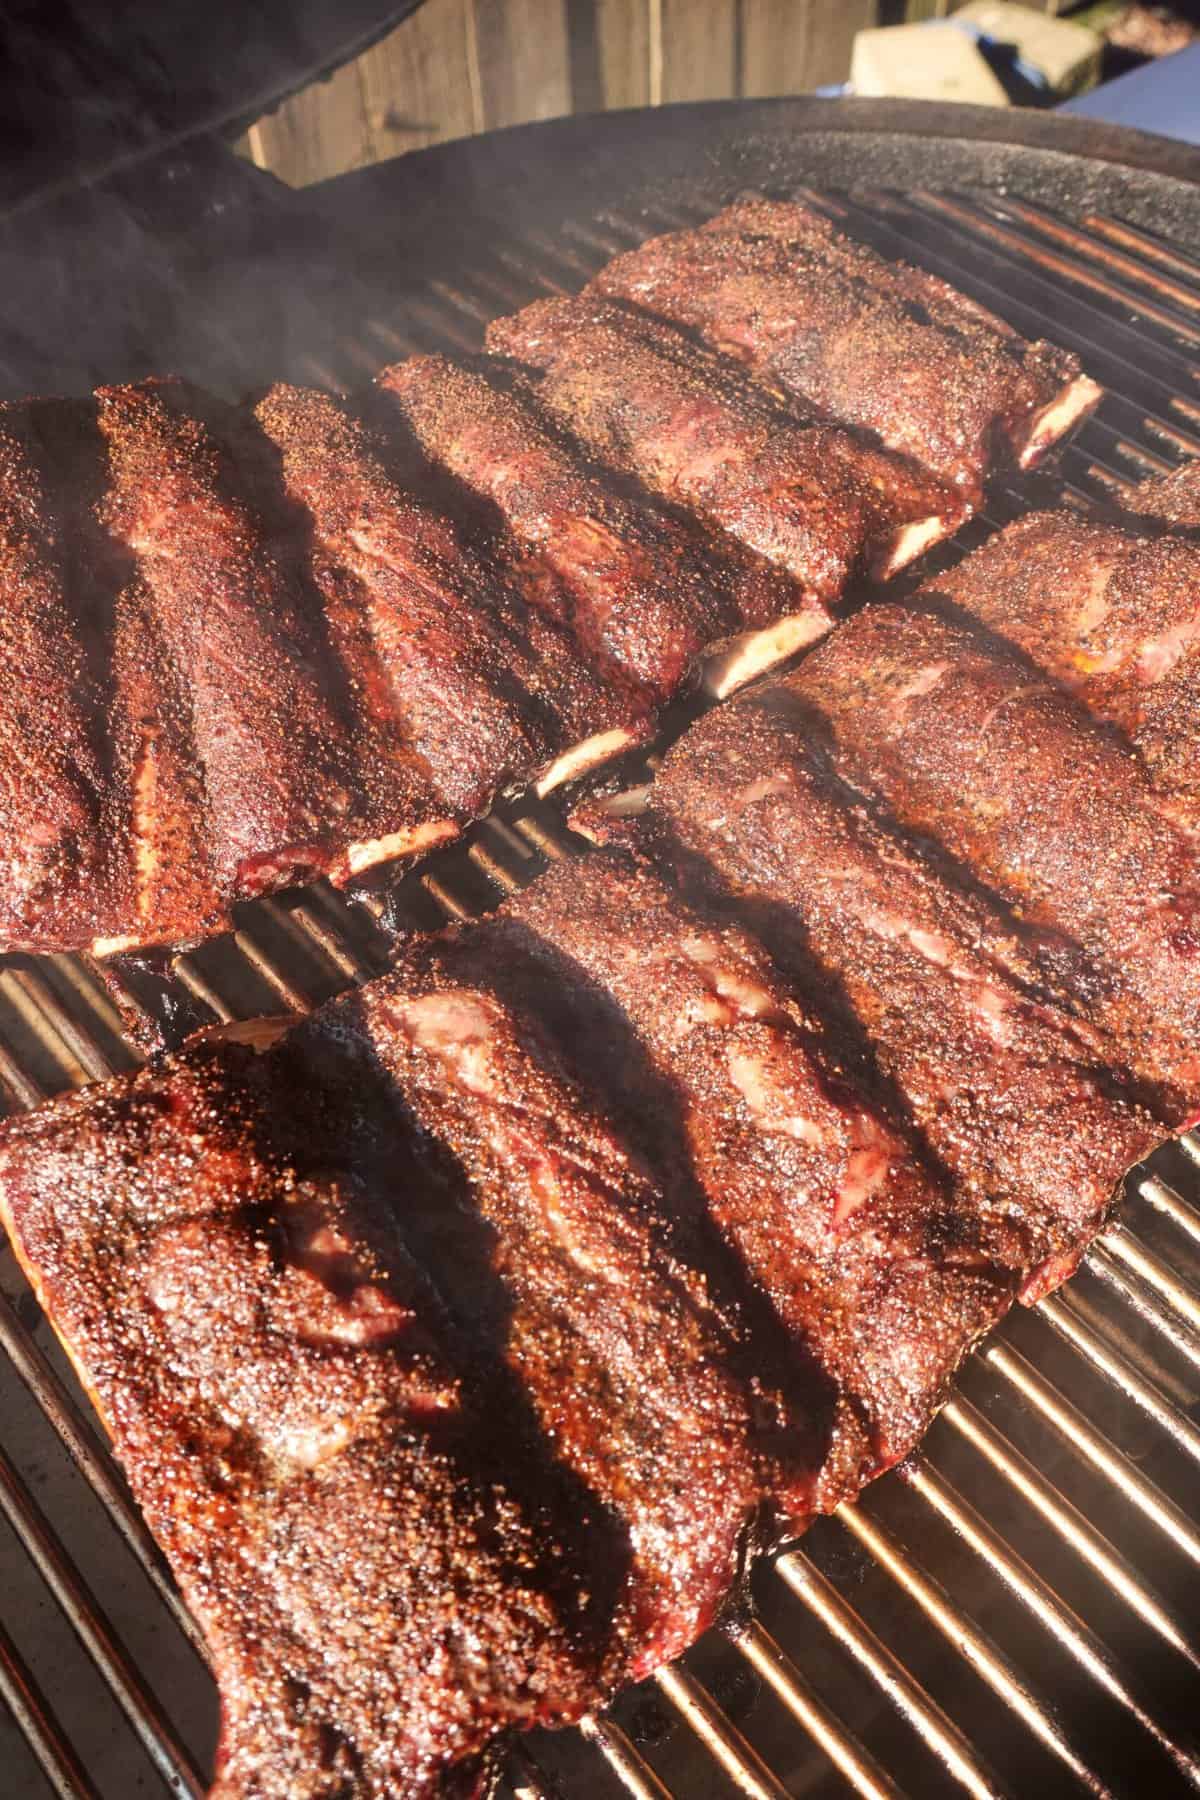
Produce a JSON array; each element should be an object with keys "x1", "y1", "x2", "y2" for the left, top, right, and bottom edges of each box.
[{"x1": 2, "y1": 172, "x2": 1200, "y2": 1799}]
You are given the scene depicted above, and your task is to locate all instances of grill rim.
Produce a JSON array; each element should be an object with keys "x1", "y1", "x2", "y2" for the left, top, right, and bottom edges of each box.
[{"x1": 300, "y1": 96, "x2": 1200, "y2": 270}]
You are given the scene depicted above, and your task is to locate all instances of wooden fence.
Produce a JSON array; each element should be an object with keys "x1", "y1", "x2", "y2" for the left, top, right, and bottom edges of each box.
[{"x1": 237, "y1": 0, "x2": 960, "y2": 186}]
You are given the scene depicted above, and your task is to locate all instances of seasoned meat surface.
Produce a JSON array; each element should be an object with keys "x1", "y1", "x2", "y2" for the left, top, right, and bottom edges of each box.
[
  {"x1": 0, "y1": 401, "x2": 115, "y2": 948},
  {"x1": 377, "y1": 355, "x2": 803, "y2": 706},
  {"x1": 0, "y1": 193, "x2": 1104, "y2": 957},
  {"x1": 255, "y1": 383, "x2": 607, "y2": 831},
  {"x1": 338, "y1": 949, "x2": 769, "y2": 1680},
  {"x1": 593, "y1": 196, "x2": 1099, "y2": 497},
  {"x1": 0, "y1": 1041, "x2": 614, "y2": 1800},
  {"x1": 106, "y1": 582, "x2": 223, "y2": 949},
  {"x1": 486, "y1": 294, "x2": 964, "y2": 594},
  {"x1": 786, "y1": 603, "x2": 1200, "y2": 1111},
  {"x1": 1125, "y1": 456, "x2": 1200, "y2": 529},
  {"x1": 96, "y1": 378, "x2": 378, "y2": 898},
  {"x1": 504, "y1": 848, "x2": 1012, "y2": 1497},
  {"x1": 922, "y1": 509, "x2": 1200, "y2": 828},
  {"x1": 648, "y1": 684, "x2": 1161, "y2": 1298},
  {"x1": 0, "y1": 373, "x2": 668, "y2": 953}
]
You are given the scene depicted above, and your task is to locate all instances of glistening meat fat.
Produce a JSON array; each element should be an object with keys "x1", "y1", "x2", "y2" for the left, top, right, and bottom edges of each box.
[{"x1": 592, "y1": 195, "x2": 1101, "y2": 499}]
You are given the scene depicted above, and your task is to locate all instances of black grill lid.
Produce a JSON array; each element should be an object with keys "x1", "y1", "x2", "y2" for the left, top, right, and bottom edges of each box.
[{"x1": 0, "y1": 0, "x2": 425, "y2": 219}]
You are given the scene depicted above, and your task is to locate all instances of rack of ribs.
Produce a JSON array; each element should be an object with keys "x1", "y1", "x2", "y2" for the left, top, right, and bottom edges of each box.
[
  {"x1": 375, "y1": 354, "x2": 819, "y2": 704},
  {"x1": 0, "y1": 1036, "x2": 628, "y2": 1800},
  {"x1": 913, "y1": 507, "x2": 1200, "y2": 829},
  {"x1": 592, "y1": 195, "x2": 1101, "y2": 500},
  {"x1": 3, "y1": 901, "x2": 862, "y2": 1791},
  {"x1": 782, "y1": 603, "x2": 1200, "y2": 1113},
  {"x1": 0, "y1": 377, "x2": 654, "y2": 956},
  {"x1": 1, "y1": 392, "x2": 232, "y2": 954},
  {"x1": 1, "y1": 839, "x2": 1094, "y2": 1797},
  {"x1": 0, "y1": 193, "x2": 1106, "y2": 961},
  {"x1": 323, "y1": 944, "x2": 791, "y2": 1691},
  {"x1": 2, "y1": 349, "x2": 953, "y2": 958},
  {"x1": 485, "y1": 294, "x2": 966, "y2": 595},
  {"x1": 642, "y1": 683, "x2": 1163, "y2": 1302}
]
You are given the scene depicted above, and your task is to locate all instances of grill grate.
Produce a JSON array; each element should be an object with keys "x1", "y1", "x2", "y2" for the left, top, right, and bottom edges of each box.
[{"x1": 2, "y1": 178, "x2": 1200, "y2": 1798}]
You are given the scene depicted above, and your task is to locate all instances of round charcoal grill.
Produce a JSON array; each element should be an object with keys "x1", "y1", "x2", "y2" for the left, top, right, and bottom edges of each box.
[{"x1": 1, "y1": 98, "x2": 1200, "y2": 1800}]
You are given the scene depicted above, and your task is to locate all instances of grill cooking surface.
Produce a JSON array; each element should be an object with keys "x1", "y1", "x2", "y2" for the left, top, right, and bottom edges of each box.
[{"x1": 3, "y1": 158, "x2": 1200, "y2": 1798}]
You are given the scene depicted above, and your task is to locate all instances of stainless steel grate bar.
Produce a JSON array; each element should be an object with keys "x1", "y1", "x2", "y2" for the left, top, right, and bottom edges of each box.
[
  {"x1": 904, "y1": 189, "x2": 1200, "y2": 352},
  {"x1": 0, "y1": 1438, "x2": 205, "y2": 1798},
  {"x1": 1084, "y1": 1242, "x2": 1200, "y2": 1373},
  {"x1": 0, "y1": 1617, "x2": 101, "y2": 1800},
  {"x1": 1135, "y1": 1173, "x2": 1200, "y2": 1250},
  {"x1": 0, "y1": 1021, "x2": 49, "y2": 1110},
  {"x1": 835, "y1": 1503, "x2": 1109, "y2": 1795},
  {"x1": 171, "y1": 958, "x2": 236, "y2": 1024},
  {"x1": 986, "y1": 194, "x2": 1200, "y2": 316},
  {"x1": 900, "y1": 1458, "x2": 1200, "y2": 1787},
  {"x1": 731, "y1": 1620, "x2": 904, "y2": 1800},
  {"x1": 508, "y1": 1742, "x2": 564, "y2": 1799},
  {"x1": 0, "y1": 1287, "x2": 207, "y2": 1662},
  {"x1": 772, "y1": 1548, "x2": 1004, "y2": 1800},
  {"x1": 1083, "y1": 213, "x2": 1200, "y2": 283},
  {"x1": 579, "y1": 1715, "x2": 674, "y2": 1800},
  {"x1": 1100, "y1": 1224, "x2": 1200, "y2": 1331},
  {"x1": 0, "y1": 968, "x2": 112, "y2": 1087},
  {"x1": 653, "y1": 1665, "x2": 793, "y2": 1800},
  {"x1": 982, "y1": 1342, "x2": 1200, "y2": 1567},
  {"x1": 1038, "y1": 1289, "x2": 1200, "y2": 1468},
  {"x1": 939, "y1": 1395, "x2": 1200, "y2": 1667}
]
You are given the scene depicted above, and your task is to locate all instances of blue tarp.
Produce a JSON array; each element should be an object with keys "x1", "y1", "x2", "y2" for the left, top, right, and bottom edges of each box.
[{"x1": 1061, "y1": 42, "x2": 1200, "y2": 146}]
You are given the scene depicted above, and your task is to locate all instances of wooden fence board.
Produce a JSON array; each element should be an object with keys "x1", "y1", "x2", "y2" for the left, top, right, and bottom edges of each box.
[
  {"x1": 471, "y1": 0, "x2": 573, "y2": 127},
  {"x1": 359, "y1": 0, "x2": 481, "y2": 157},
  {"x1": 741, "y1": 0, "x2": 878, "y2": 96},
  {"x1": 243, "y1": 54, "x2": 373, "y2": 186},
  {"x1": 571, "y1": 0, "x2": 652, "y2": 111},
  {"x1": 659, "y1": 0, "x2": 738, "y2": 102}
]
